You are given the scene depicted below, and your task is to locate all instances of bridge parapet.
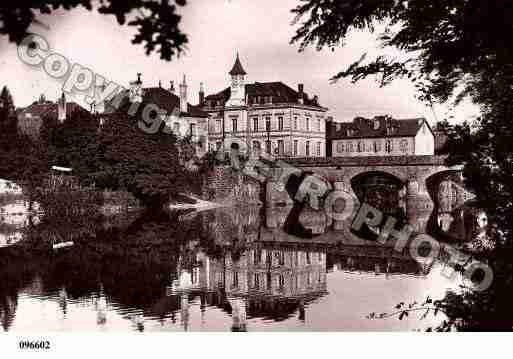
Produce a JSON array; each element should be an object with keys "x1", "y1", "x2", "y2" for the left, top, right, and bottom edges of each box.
[{"x1": 276, "y1": 155, "x2": 448, "y2": 167}]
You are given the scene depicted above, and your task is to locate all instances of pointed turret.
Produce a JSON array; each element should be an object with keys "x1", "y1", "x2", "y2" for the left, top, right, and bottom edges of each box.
[
  {"x1": 227, "y1": 53, "x2": 247, "y2": 107},
  {"x1": 229, "y1": 53, "x2": 247, "y2": 76}
]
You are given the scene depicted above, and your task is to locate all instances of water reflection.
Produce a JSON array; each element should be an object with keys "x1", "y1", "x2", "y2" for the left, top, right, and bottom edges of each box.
[
  {"x1": 0, "y1": 170, "x2": 481, "y2": 331},
  {"x1": 0, "y1": 196, "x2": 41, "y2": 248},
  {"x1": 0, "y1": 199, "x2": 467, "y2": 332}
]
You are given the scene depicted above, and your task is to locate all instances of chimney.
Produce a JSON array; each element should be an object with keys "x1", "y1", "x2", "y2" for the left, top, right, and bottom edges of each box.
[
  {"x1": 179, "y1": 74, "x2": 188, "y2": 113},
  {"x1": 58, "y1": 92, "x2": 66, "y2": 123},
  {"x1": 199, "y1": 82, "x2": 205, "y2": 106},
  {"x1": 298, "y1": 84, "x2": 304, "y2": 104},
  {"x1": 169, "y1": 81, "x2": 175, "y2": 93},
  {"x1": 129, "y1": 73, "x2": 143, "y2": 103}
]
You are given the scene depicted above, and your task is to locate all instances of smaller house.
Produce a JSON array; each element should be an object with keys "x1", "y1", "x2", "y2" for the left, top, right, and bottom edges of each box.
[
  {"x1": 327, "y1": 115, "x2": 435, "y2": 157},
  {"x1": 17, "y1": 93, "x2": 86, "y2": 138}
]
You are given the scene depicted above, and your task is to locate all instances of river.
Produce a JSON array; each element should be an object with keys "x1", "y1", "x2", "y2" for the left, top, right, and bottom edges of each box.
[{"x1": 0, "y1": 186, "x2": 476, "y2": 332}]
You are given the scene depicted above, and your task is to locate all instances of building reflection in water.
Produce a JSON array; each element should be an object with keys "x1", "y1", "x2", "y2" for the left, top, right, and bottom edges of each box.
[
  {"x1": 169, "y1": 238, "x2": 328, "y2": 329},
  {"x1": 166, "y1": 204, "x2": 434, "y2": 331},
  {"x1": 0, "y1": 170, "x2": 480, "y2": 332}
]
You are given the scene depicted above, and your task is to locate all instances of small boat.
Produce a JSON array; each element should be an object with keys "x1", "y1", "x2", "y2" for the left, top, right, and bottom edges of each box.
[{"x1": 52, "y1": 241, "x2": 74, "y2": 251}]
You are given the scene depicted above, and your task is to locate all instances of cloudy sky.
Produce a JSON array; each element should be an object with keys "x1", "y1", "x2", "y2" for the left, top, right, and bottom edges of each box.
[{"x1": 0, "y1": 0, "x2": 479, "y2": 123}]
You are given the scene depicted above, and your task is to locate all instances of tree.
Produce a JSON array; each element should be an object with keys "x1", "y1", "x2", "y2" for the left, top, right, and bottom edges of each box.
[
  {"x1": 291, "y1": 0, "x2": 513, "y2": 103},
  {"x1": 0, "y1": 86, "x2": 17, "y2": 148},
  {"x1": 290, "y1": 0, "x2": 513, "y2": 330},
  {"x1": 41, "y1": 108, "x2": 100, "y2": 183},
  {"x1": 96, "y1": 110, "x2": 187, "y2": 209},
  {"x1": 0, "y1": 0, "x2": 188, "y2": 60}
]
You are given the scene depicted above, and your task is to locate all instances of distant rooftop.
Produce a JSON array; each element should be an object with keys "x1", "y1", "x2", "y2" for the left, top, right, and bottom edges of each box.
[
  {"x1": 327, "y1": 116, "x2": 430, "y2": 140},
  {"x1": 205, "y1": 81, "x2": 325, "y2": 109}
]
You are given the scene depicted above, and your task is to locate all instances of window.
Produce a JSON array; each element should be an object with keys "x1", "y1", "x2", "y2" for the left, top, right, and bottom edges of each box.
[
  {"x1": 233, "y1": 271, "x2": 239, "y2": 288},
  {"x1": 232, "y1": 118, "x2": 237, "y2": 132},
  {"x1": 216, "y1": 119, "x2": 222, "y2": 133},
  {"x1": 373, "y1": 141, "x2": 379, "y2": 153},
  {"x1": 254, "y1": 273, "x2": 260, "y2": 289},
  {"x1": 293, "y1": 140, "x2": 298, "y2": 156},
  {"x1": 306, "y1": 117, "x2": 310, "y2": 131},
  {"x1": 189, "y1": 123, "x2": 196, "y2": 138},
  {"x1": 265, "y1": 117, "x2": 271, "y2": 132},
  {"x1": 253, "y1": 117, "x2": 259, "y2": 132},
  {"x1": 357, "y1": 141, "x2": 363, "y2": 152},
  {"x1": 385, "y1": 140, "x2": 392, "y2": 153},
  {"x1": 278, "y1": 251, "x2": 285, "y2": 265},
  {"x1": 306, "y1": 252, "x2": 311, "y2": 265},
  {"x1": 278, "y1": 116, "x2": 283, "y2": 131},
  {"x1": 317, "y1": 142, "x2": 321, "y2": 156},
  {"x1": 254, "y1": 249, "x2": 262, "y2": 264},
  {"x1": 216, "y1": 141, "x2": 222, "y2": 150},
  {"x1": 400, "y1": 139, "x2": 408, "y2": 153},
  {"x1": 278, "y1": 274, "x2": 285, "y2": 289},
  {"x1": 294, "y1": 116, "x2": 298, "y2": 130},
  {"x1": 277, "y1": 140, "x2": 284, "y2": 155},
  {"x1": 306, "y1": 141, "x2": 310, "y2": 156},
  {"x1": 266, "y1": 140, "x2": 272, "y2": 154}
]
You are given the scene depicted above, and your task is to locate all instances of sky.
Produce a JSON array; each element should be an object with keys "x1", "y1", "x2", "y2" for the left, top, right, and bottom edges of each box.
[{"x1": 0, "y1": 0, "x2": 480, "y2": 124}]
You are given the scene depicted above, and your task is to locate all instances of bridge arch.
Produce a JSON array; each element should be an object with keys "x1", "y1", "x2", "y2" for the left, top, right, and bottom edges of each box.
[
  {"x1": 349, "y1": 170, "x2": 406, "y2": 217},
  {"x1": 425, "y1": 169, "x2": 463, "y2": 203}
]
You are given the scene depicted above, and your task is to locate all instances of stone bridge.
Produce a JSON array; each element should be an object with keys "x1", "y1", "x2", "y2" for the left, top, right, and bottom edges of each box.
[{"x1": 266, "y1": 155, "x2": 464, "y2": 215}]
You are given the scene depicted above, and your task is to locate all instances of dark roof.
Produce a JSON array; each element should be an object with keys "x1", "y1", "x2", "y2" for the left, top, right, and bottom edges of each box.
[
  {"x1": 205, "y1": 82, "x2": 325, "y2": 109},
  {"x1": 327, "y1": 116, "x2": 429, "y2": 140},
  {"x1": 229, "y1": 54, "x2": 247, "y2": 76},
  {"x1": 19, "y1": 101, "x2": 85, "y2": 119},
  {"x1": 133, "y1": 87, "x2": 209, "y2": 118}
]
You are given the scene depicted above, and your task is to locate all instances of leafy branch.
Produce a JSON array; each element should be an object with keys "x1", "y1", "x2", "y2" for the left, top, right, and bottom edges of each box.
[
  {"x1": 0, "y1": 0, "x2": 188, "y2": 61},
  {"x1": 366, "y1": 296, "x2": 456, "y2": 331}
]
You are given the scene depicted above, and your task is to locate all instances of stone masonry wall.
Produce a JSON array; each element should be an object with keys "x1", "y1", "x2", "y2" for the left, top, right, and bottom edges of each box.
[{"x1": 202, "y1": 166, "x2": 263, "y2": 205}]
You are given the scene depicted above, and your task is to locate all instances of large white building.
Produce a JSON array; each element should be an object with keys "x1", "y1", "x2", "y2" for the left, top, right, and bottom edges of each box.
[
  {"x1": 327, "y1": 116, "x2": 435, "y2": 157},
  {"x1": 202, "y1": 54, "x2": 329, "y2": 157}
]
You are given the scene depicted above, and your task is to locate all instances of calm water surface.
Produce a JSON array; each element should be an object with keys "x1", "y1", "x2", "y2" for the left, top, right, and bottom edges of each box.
[{"x1": 0, "y1": 190, "x2": 471, "y2": 332}]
